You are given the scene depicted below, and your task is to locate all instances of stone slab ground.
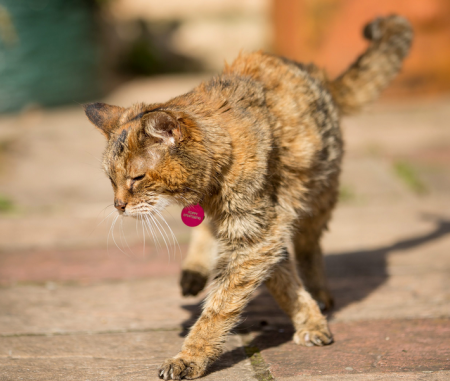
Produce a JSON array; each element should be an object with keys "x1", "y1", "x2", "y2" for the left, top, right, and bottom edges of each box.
[
  {"x1": 1, "y1": 197, "x2": 449, "y2": 380},
  {"x1": 0, "y1": 76, "x2": 449, "y2": 379}
]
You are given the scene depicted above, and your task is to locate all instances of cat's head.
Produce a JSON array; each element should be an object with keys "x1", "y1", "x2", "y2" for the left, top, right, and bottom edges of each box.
[{"x1": 84, "y1": 102, "x2": 209, "y2": 217}]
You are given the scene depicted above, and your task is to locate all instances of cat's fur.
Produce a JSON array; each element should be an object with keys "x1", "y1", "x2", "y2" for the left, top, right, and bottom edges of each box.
[{"x1": 84, "y1": 16, "x2": 412, "y2": 380}]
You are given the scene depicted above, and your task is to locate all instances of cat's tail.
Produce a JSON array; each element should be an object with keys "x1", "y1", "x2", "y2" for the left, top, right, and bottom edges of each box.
[{"x1": 329, "y1": 15, "x2": 413, "y2": 115}]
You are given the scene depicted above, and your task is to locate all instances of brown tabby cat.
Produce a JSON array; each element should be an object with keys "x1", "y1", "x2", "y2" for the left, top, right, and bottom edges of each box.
[{"x1": 84, "y1": 16, "x2": 412, "y2": 380}]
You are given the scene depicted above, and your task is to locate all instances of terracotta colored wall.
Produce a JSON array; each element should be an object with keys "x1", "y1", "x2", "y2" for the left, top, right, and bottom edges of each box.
[{"x1": 273, "y1": 0, "x2": 450, "y2": 97}]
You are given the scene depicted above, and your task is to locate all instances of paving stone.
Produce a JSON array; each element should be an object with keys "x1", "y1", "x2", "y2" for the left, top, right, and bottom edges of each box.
[
  {"x1": 0, "y1": 244, "x2": 189, "y2": 285},
  {"x1": 280, "y1": 370, "x2": 450, "y2": 380},
  {"x1": 329, "y1": 272, "x2": 450, "y2": 322},
  {"x1": 0, "y1": 277, "x2": 202, "y2": 335},
  {"x1": 0, "y1": 332, "x2": 255, "y2": 381},
  {"x1": 253, "y1": 318, "x2": 450, "y2": 379},
  {"x1": 341, "y1": 99, "x2": 450, "y2": 159},
  {"x1": 0, "y1": 206, "x2": 191, "y2": 253}
]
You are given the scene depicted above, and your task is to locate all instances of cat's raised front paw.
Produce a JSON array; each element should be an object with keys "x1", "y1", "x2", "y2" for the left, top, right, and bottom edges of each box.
[
  {"x1": 180, "y1": 269, "x2": 208, "y2": 297},
  {"x1": 158, "y1": 356, "x2": 206, "y2": 380},
  {"x1": 293, "y1": 320, "x2": 333, "y2": 347}
]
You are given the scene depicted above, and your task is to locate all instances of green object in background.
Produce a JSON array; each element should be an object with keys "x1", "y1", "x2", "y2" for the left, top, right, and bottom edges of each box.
[
  {"x1": 0, "y1": 0, "x2": 102, "y2": 113},
  {"x1": 0, "y1": 194, "x2": 14, "y2": 213},
  {"x1": 393, "y1": 161, "x2": 427, "y2": 195}
]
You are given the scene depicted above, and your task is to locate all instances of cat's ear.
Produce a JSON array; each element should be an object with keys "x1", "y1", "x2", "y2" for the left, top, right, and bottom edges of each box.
[
  {"x1": 141, "y1": 111, "x2": 184, "y2": 145},
  {"x1": 83, "y1": 103, "x2": 125, "y2": 139}
]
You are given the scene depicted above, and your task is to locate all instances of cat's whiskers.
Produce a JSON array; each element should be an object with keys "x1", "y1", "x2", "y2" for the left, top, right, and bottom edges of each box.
[
  {"x1": 106, "y1": 212, "x2": 117, "y2": 254},
  {"x1": 110, "y1": 214, "x2": 129, "y2": 257},
  {"x1": 129, "y1": 201, "x2": 175, "y2": 256},
  {"x1": 152, "y1": 207, "x2": 181, "y2": 258},
  {"x1": 142, "y1": 198, "x2": 177, "y2": 257},
  {"x1": 120, "y1": 217, "x2": 135, "y2": 256},
  {"x1": 90, "y1": 207, "x2": 116, "y2": 238},
  {"x1": 146, "y1": 215, "x2": 162, "y2": 252},
  {"x1": 147, "y1": 205, "x2": 169, "y2": 240},
  {"x1": 141, "y1": 213, "x2": 161, "y2": 252},
  {"x1": 153, "y1": 212, "x2": 174, "y2": 258},
  {"x1": 118, "y1": 217, "x2": 125, "y2": 249},
  {"x1": 138, "y1": 214, "x2": 146, "y2": 257},
  {"x1": 96, "y1": 203, "x2": 114, "y2": 219},
  {"x1": 147, "y1": 213, "x2": 170, "y2": 259}
]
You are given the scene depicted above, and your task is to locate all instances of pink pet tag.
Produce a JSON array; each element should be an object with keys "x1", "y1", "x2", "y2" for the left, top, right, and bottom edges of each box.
[{"x1": 181, "y1": 204, "x2": 204, "y2": 227}]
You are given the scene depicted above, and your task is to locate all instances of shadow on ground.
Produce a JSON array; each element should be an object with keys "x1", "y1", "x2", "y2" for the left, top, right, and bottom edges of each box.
[{"x1": 179, "y1": 216, "x2": 450, "y2": 376}]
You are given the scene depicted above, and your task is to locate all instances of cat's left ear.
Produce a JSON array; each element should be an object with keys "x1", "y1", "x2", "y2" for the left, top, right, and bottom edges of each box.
[
  {"x1": 141, "y1": 111, "x2": 184, "y2": 145},
  {"x1": 83, "y1": 102, "x2": 125, "y2": 139}
]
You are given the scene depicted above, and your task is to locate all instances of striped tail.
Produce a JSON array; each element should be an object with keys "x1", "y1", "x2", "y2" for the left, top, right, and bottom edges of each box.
[{"x1": 329, "y1": 15, "x2": 413, "y2": 115}]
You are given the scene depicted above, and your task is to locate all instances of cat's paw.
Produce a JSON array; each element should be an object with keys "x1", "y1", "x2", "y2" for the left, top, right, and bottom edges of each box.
[
  {"x1": 311, "y1": 289, "x2": 334, "y2": 312},
  {"x1": 158, "y1": 356, "x2": 206, "y2": 380},
  {"x1": 180, "y1": 270, "x2": 208, "y2": 297},
  {"x1": 293, "y1": 320, "x2": 333, "y2": 347}
]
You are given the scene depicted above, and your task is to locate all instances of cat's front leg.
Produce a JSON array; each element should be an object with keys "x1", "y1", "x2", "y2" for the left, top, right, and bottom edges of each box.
[
  {"x1": 159, "y1": 240, "x2": 286, "y2": 380},
  {"x1": 180, "y1": 222, "x2": 217, "y2": 297}
]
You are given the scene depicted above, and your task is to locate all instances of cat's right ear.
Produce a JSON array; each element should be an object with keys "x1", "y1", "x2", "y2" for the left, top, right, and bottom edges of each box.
[{"x1": 83, "y1": 103, "x2": 125, "y2": 139}]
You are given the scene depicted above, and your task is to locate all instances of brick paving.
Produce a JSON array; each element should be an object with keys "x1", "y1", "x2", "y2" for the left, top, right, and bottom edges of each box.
[{"x1": 254, "y1": 319, "x2": 450, "y2": 378}]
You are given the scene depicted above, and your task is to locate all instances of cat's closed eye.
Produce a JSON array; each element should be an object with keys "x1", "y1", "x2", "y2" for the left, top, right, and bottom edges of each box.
[
  {"x1": 130, "y1": 174, "x2": 146, "y2": 191},
  {"x1": 132, "y1": 174, "x2": 145, "y2": 181}
]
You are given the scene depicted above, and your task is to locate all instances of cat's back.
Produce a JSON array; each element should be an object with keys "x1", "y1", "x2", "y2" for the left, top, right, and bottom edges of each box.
[
  {"x1": 222, "y1": 51, "x2": 342, "y2": 174},
  {"x1": 223, "y1": 51, "x2": 341, "y2": 146},
  {"x1": 224, "y1": 51, "x2": 324, "y2": 93},
  {"x1": 224, "y1": 51, "x2": 334, "y2": 112}
]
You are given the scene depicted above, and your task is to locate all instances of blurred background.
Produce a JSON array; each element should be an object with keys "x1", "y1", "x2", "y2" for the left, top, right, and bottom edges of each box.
[
  {"x1": 0, "y1": 0, "x2": 449, "y2": 286},
  {"x1": 1, "y1": 3, "x2": 449, "y2": 378}
]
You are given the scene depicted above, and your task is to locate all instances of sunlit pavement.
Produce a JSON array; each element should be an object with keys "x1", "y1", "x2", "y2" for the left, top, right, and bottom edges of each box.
[{"x1": 0, "y1": 76, "x2": 449, "y2": 380}]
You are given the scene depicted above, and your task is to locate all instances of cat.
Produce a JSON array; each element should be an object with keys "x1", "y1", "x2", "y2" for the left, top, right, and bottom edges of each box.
[{"x1": 84, "y1": 15, "x2": 412, "y2": 380}]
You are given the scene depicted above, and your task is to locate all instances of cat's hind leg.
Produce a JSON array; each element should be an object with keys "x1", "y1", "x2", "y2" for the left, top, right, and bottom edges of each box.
[
  {"x1": 293, "y1": 214, "x2": 334, "y2": 311},
  {"x1": 180, "y1": 221, "x2": 216, "y2": 296},
  {"x1": 265, "y1": 255, "x2": 333, "y2": 346}
]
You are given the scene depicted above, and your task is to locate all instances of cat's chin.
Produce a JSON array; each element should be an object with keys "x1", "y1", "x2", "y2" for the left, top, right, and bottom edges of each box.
[
  {"x1": 123, "y1": 210, "x2": 159, "y2": 219},
  {"x1": 120, "y1": 209, "x2": 142, "y2": 218},
  {"x1": 122, "y1": 198, "x2": 171, "y2": 219},
  {"x1": 123, "y1": 210, "x2": 143, "y2": 218}
]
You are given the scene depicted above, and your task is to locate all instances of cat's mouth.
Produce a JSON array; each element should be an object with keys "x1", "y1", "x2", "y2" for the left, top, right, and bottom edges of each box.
[
  {"x1": 121, "y1": 209, "x2": 157, "y2": 219},
  {"x1": 121, "y1": 198, "x2": 170, "y2": 219}
]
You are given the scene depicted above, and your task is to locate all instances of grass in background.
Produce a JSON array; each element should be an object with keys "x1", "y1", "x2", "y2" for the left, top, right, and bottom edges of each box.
[
  {"x1": 339, "y1": 184, "x2": 356, "y2": 203},
  {"x1": 393, "y1": 161, "x2": 427, "y2": 195},
  {"x1": 0, "y1": 194, "x2": 14, "y2": 213}
]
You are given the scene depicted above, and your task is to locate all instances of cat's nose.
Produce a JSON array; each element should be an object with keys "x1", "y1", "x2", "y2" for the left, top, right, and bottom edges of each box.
[{"x1": 114, "y1": 199, "x2": 127, "y2": 212}]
